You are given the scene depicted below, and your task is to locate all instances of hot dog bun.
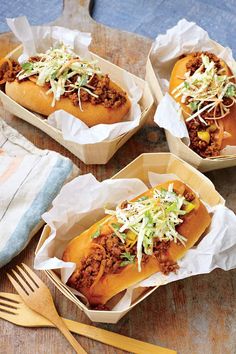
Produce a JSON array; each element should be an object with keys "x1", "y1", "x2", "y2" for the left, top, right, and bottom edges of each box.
[
  {"x1": 5, "y1": 79, "x2": 131, "y2": 127},
  {"x1": 169, "y1": 53, "x2": 236, "y2": 149},
  {"x1": 219, "y1": 103, "x2": 236, "y2": 148},
  {"x1": 63, "y1": 180, "x2": 211, "y2": 306}
]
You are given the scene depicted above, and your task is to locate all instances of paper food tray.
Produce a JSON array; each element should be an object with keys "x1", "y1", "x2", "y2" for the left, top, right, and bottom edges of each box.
[
  {"x1": 146, "y1": 36, "x2": 236, "y2": 172},
  {"x1": 35, "y1": 152, "x2": 224, "y2": 324},
  {"x1": 0, "y1": 45, "x2": 153, "y2": 165}
]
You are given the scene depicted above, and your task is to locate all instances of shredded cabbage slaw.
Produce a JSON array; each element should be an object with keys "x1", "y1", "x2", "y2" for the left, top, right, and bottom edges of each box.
[
  {"x1": 17, "y1": 44, "x2": 102, "y2": 109},
  {"x1": 105, "y1": 184, "x2": 194, "y2": 272},
  {"x1": 172, "y1": 54, "x2": 236, "y2": 125}
]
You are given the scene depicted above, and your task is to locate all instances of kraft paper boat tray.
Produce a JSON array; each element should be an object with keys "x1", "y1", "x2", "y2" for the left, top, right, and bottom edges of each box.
[
  {"x1": 36, "y1": 152, "x2": 224, "y2": 324},
  {"x1": 0, "y1": 45, "x2": 153, "y2": 165},
  {"x1": 146, "y1": 44, "x2": 236, "y2": 172}
]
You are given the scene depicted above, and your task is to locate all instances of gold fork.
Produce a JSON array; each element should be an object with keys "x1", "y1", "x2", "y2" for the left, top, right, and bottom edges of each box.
[
  {"x1": 0, "y1": 292, "x2": 176, "y2": 354},
  {"x1": 7, "y1": 263, "x2": 87, "y2": 354}
]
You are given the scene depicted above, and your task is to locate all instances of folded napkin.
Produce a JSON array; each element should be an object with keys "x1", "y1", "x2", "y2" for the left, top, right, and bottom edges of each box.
[{"x1": 0, "y1": 119, "x2": 79, "y2": 267}]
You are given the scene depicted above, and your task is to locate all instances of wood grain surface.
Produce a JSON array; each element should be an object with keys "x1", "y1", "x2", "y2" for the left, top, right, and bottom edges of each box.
[{"x1": 0, "y1": 1, "x2": 236, "y2": 353}]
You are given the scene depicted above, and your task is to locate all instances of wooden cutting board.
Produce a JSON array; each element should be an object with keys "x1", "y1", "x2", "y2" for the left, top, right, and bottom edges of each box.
[{"x1": 0, "y1": 1, "x2": 235, "y2": 353}]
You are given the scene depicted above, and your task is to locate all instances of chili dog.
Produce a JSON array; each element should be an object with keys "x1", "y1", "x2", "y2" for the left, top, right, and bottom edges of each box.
[
  {"x1": 169, "y1": 52, "x2": 236, "y2": 157},
  {"x1": 0, "y1": 45, "x2": 131, "y2": 127},
  {"x1": 62, "y1": 180, "x2": 211, "y2": 307}
]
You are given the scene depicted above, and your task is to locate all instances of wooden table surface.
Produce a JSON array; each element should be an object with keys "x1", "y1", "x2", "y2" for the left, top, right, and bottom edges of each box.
[{"x1": 0, "y1": 1, "x2": 236, "y2": 353}]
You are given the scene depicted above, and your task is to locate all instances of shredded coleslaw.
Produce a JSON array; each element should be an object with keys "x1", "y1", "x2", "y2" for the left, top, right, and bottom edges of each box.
[
  {"x1": 17, "y1": 44, "x2": 102, "y2": 108},
  {"x1": 105, "y1": 184, "x2": 194, "y2": 272},
  {"x1": 172, "y1": 54, "x2": 236, "y2": 124}
]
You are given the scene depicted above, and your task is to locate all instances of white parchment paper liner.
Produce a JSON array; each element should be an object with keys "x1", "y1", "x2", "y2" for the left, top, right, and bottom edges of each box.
[
  {"x1": 152, "y1": 19, "x2": 236, "y2": 154},
  {"x1": 34, "y1": 173, "x2": 236, "y2": 311},
  {"x1": 7, "y1": 16, "x2": 142, "y2": 144}
]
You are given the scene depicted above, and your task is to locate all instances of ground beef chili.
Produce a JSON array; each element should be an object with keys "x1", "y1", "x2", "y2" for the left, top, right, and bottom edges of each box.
[
  {"x1": 28, "y1": 56, "x2": 42, "y2": 63},
  {"x1": 181, "y1": 52, "x2": 229, "y2": 158},
  {"x1": 153, "y1": 241, "x2": 179, "y2": 275},
  {"x1": 67, "y1": 74, "x2": 127, "y2": 109},
  {"x1": 0, "y1": 59, "x2": 21, "y2": 83},
  {"x1": 1, "y1": 57, "x2": 127, "y2": 110},
  {"x1": 68, "y1": 186, "x2": 196, "y2": 310},
  {"x1": 186, "y1": 51, "x2": 222, "y2": 75},
  {"x1": 67, "y1": 233, "x2": 127, "y2": 292},
  {"x1": 186, "y1": 118, "x2": 221, "y2": 158},
  {"x1": 68, "y1": 221, "x2": 183, "y2": 305}
]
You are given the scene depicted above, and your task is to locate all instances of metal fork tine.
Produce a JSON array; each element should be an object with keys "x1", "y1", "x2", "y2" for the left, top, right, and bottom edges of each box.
[
  {"x1": 22, "y1": 263, "x2": 43, "y2": 287},
  {"x1": 7, "y1": 273, "x2": 30, "y2": 299},
  {"x1": 16, "y1": 265, "x2": 38, "y2": 290}
]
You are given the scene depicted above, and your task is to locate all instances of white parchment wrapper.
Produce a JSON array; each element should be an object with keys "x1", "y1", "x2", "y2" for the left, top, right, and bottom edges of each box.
[
  {"x1": 34, "y1": 173, "x2": 236, "y2": 311},
  {"x1": 152, "y1": 19, "x2": 236, "y2": 154},
  {"x1": 7, "y1": 16, "x2": 142, "y2": 144}
]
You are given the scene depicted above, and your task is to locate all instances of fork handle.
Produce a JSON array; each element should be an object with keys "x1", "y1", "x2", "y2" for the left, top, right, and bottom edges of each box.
[
  {"x1": 63, "y1": 318, "x2": 176, "y2": 354},
  {"x1": 53, "y1": 317, "x2": 87, "y2": 354}
]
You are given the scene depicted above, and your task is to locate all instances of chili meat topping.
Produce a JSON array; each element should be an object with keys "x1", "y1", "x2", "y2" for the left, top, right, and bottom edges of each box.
[
  {"x1": 186, "y1": 118, "x2": 221, "y2": 157},
  {"x1": 186, "y1": 52, "x2": 227, "y2": 157},
  {"x1": 64, "y1": 73, "x2": 127, "y2": 109},
  {"x1": 0, "y1": 59, "x2": 21, "y2": 84},
  {"x1": 0, "y1": 55, "x2": 127, "y2": 110},
  {"x1": 68, "y1": 185, "x2": 197, "y2": 309},
  {"x1": 185, "y1": 51, "x2": 222, "y2": 75},
  {"x1": 173, "y1": 52, "x2": 236, "y2": 158},
  {"x1": 67, "y1": 231, "x2": 178, "y2": 293},
  {"x1": 185, "y1": 52, "x2": 231, "y2": 157}
]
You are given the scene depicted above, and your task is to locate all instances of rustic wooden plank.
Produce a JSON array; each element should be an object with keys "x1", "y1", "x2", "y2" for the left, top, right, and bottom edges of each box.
[{"x1": 0, "y1": 1, "x2": 235, "y2": 353}]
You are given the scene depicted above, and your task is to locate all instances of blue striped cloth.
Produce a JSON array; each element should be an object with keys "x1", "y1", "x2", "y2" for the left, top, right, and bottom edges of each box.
[{"x1": 0, "y1": 118, "x2": 79, "y2": 267}]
